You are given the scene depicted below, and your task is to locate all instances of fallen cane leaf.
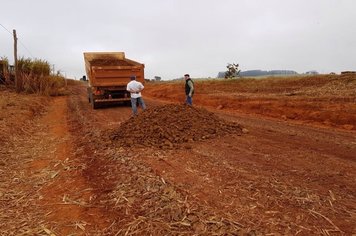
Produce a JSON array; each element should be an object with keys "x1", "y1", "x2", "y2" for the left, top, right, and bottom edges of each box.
[
  {"x1": 50, "y1": 171, "x2": 60, "y2": 179},
  {"x1": 41, "y1": 226, "x2": 56, "y2": 236}
]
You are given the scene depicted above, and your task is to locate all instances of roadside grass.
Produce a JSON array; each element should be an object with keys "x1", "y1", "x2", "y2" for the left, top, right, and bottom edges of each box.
[
  {"x1": 4, "y1": 57, "x2": 75, "y2": 96},
  {"x1": 20, "y1": 73, "x2": 67, "y2": 96}
]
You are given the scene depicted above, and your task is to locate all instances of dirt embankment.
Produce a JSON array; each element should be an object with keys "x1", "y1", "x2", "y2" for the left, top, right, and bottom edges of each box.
[
  {"x1": 0, "y1": 89, "x2": 48, "y2": 144},
  {"x1": 0, "y1": 88, "x2": 50, "y2": 234},
  {"x1": 144, "y1": 75, "x2": 356, "y2": 130}
]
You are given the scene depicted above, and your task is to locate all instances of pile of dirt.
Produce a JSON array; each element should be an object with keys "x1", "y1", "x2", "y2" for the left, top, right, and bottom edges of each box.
[
  {"x1": 90, "y1": 58, "x2": 132, "y2": 66},
  {"x1": 111, "y1": 104, "x2": 243, "y2": 149}
]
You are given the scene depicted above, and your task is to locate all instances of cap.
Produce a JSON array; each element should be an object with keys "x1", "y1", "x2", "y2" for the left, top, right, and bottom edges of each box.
[{"x1": 184, "y1": 74, "x2": 190, "y2": 77}]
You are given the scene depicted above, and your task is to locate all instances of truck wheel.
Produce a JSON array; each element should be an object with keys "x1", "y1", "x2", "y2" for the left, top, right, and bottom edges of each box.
[
  {"x1": 88, "y1": 92, "x2": 98, "y2": 109},
  {"x1": 88, "y1": 93, "x2": 91, "y2": 103},
  {"x1": 125, "y1": 101, "x2": 131, "y2": 107},
  {"x1": 92, "y1": 101, "x2": 98, "y2": 109}
]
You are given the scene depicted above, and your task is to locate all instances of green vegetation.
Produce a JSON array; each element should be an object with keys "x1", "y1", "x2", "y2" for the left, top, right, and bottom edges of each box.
[
  {"x1": 18, "y1": 57, "x2": 51, "y2": 76},
  {"x1": 1, "y1": 56, "x2": 68, "y2": 96}
]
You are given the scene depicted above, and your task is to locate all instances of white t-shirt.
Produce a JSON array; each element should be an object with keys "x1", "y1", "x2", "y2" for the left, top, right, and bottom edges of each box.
[{"x1": 126, "y1": 80, "x2": 144, "y2": 98}]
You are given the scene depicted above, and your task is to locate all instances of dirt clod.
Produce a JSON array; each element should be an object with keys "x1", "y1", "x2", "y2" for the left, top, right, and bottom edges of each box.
[{"x1": 111, "y1": 104, "x2": 243, "y2": 149}]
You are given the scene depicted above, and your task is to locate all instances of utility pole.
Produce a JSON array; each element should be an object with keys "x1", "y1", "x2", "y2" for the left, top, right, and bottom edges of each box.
[{"x1": 13, "y1": 29, "x2": 20, "y2": 92}]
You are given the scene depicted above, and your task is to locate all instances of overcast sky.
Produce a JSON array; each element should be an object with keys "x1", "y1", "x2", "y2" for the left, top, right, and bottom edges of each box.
[{"x1": 1, "y1": 0, "x2": 356, "y2": 80}]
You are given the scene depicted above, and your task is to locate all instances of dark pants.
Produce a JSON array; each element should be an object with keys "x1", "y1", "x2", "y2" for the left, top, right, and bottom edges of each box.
[{"x1": 186, "y1": 96, "x2": 192, "y2": 105}]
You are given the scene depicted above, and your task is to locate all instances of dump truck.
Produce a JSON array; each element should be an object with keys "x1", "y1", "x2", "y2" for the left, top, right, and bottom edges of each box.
[{"x1": 84, "y1": 52, "x2": 145, "y2": 109}]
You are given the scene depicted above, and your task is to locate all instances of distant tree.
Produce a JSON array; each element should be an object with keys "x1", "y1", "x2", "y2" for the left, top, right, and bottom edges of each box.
[
  {"x1": 225, "y1": 63, "x2": 240, "y2": 78},
  {"x1": 154, "y1": 76, "x2": 161, "y2": 81}
]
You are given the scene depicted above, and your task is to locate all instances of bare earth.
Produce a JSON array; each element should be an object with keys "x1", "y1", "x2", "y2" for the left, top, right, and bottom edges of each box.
[{"x1": 0, "y1": 75, "x2": 355, "y2": 235}]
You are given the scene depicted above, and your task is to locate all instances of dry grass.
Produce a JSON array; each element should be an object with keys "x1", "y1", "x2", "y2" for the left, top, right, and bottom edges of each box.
[
  {"x1": 0, "y1": 91, "x2": 53, "y2": 235},
  {"x1": 149, "y1": 74, "x2": 356, "y2": 97},
  {"x1": 3, "y1": 57, "x2": 69, "y2": 96},
  {"x1": 196, "y1": 74, "x2": 356, "y2": 96},
  {"x1": 20, "y1": 73, "x2": 67, "y2": 96},
  {"x1": 102, "y1": 155, "x2": 245, "y2": 235},
  {"x1": 0, "y1": 147, "x2": 55, "y2": 235}
]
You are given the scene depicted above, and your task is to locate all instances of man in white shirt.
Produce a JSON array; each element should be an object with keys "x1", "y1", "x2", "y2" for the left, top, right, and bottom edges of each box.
[{"x1": 126, "y1": 76, "x2": 146, "y2": 115}]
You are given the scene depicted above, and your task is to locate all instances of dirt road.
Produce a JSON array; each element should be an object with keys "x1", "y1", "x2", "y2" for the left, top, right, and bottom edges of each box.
[{"x1": 1, "y1": 83, "x2": 355, "y2": 235}]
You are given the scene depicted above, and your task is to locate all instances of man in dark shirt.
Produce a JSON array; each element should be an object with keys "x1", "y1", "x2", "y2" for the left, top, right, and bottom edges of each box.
[{"x1": 184, "y1": 74, "x2": 194, "y2": 105}]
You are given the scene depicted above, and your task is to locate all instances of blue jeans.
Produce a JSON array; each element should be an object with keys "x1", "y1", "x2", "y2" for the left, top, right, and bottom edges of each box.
[
  {"x1": 131, "y1": 97, "x2": 146, "y2": 115},
  {"x1": 186, "y1": 96, "x2": 192, "y2": 105}
]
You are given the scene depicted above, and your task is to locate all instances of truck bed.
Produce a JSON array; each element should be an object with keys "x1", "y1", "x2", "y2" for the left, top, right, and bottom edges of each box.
[{"x1": 84, "y1": 52, "x2": 145, "y2": 87}]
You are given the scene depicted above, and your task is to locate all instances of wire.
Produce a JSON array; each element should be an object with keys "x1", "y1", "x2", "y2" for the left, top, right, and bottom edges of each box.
[
  {"x1": 18, "y1": 41, "x2": 34, "y2": 58},
  {"x1": 0, "y1": 23, "x2": 34, "y2": 58},
  {"x1": 0, "y1": 23, "x2": 12, "y2": 35}
]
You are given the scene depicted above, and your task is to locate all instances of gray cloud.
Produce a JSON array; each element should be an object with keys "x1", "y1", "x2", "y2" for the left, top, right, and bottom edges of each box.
[{"x1": 1, "y1": 0, "x2": 355, "y2": 80}]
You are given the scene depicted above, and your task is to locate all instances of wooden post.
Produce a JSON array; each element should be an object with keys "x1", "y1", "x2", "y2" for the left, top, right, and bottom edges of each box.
[{"x1": 13, "y1": 29, "x2": 20, "y2": 92}]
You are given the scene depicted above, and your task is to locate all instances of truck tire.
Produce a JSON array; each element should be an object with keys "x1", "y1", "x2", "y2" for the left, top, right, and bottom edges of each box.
[
  {"x1": 87, "y1": 87, "x2": 92, "y2": 103},
  {"x1": 88, "y1": 92, "x2": 98, "y2": 109},
  {"x1": 92, "y1": 101, "x2": 98, "y2": 109},
  {"x1": 125, "y1": 100, "x2": 131, "y2": 107}
]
